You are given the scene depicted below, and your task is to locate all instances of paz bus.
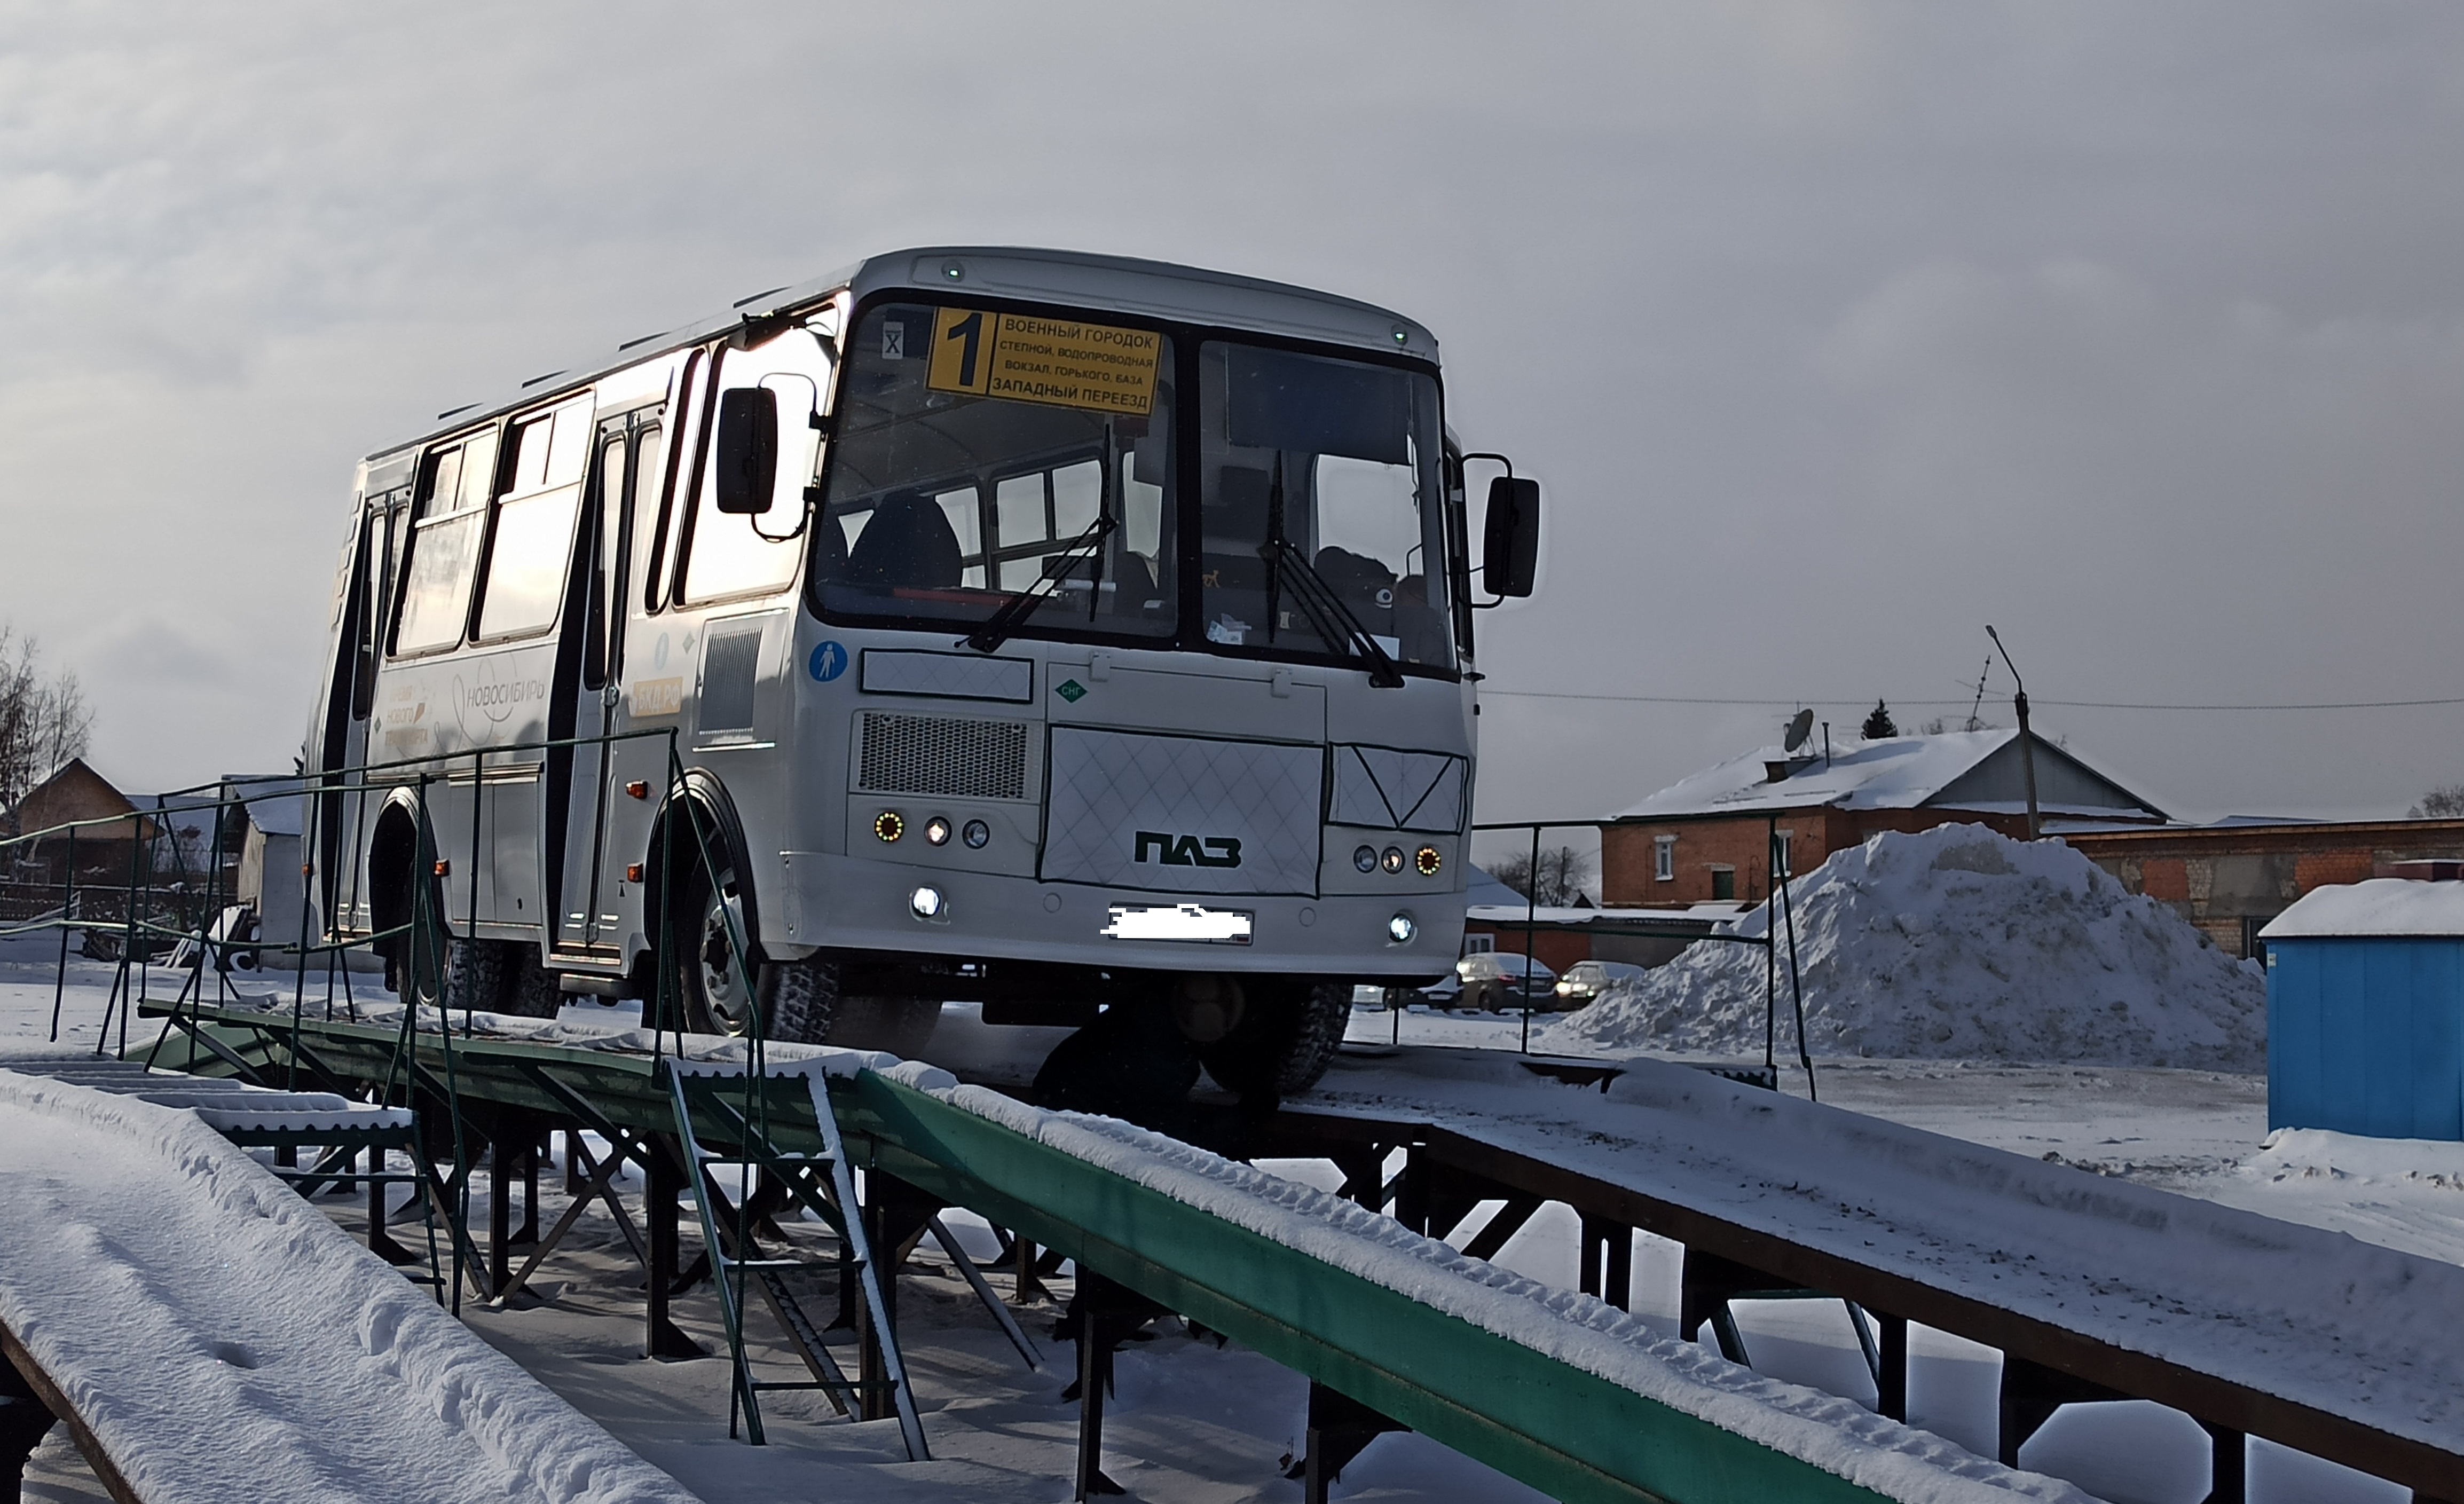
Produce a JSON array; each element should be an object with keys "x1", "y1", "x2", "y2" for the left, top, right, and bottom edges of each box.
[{"x1": 303, "y1": 247, "x2": 1539, "y2": 1098}]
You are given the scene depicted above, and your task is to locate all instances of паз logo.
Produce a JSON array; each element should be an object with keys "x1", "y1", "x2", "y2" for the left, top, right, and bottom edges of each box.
[{"x1": 1135, "y1": 831, "x2": 1242, "y2": 868}]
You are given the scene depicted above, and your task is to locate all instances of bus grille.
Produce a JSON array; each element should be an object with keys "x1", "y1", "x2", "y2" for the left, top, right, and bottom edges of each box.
[{"x1": 856, "y1": 713, "x2": 1030, "y2": 800}]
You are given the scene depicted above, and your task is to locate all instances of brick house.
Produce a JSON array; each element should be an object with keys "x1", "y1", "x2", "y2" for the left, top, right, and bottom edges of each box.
[
  {"x1": 1600, "y1": 729, "x2": 2167, "y2": 909},
  {"x1": 2062, "y1": 820, "x2": 2464, "y2": 959}
]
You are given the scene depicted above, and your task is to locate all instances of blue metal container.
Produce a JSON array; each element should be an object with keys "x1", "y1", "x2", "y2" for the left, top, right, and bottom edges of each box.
[{"x1": 2262, "y1": 879, "x2": 2464, "y2": 1140}]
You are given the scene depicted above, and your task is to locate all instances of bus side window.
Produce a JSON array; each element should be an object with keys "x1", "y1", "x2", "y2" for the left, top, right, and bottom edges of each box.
[
  {"x1": 608, "y1": 425, "x2": 660, "y2": 679},
  {"x1": 581, "y1": 431, "x2": 631, "y2": 690},
  {"x1": 348, "y1": 505, "x2": 388, "y2": 720},
  {"x1": 392, "y1": 429, "x2": 498, "y2": 655},
  {"x1": 679, "y1": 368, "x2": 819, "y2": 604},
  {"x1": 475, "y1": 404, "x2": 589, "y2": 641},
  {"x1": 639, "y1": 351, "x2": 703, "y2": 614}
]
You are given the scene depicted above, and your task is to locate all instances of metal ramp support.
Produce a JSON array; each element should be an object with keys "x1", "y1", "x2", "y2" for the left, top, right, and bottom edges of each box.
[{"x1": 665, "y1": 1063, "x2": 927, "y2": 1458}]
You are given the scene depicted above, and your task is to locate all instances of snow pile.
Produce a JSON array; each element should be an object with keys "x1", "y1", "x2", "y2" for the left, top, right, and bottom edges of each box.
[
  {"x1": 0, "y1": 1068, "x2": 700, "y2": 1504},
  {"x1": 2219, "y1": 1127, "x2": 2464, "y2": 1267},
  {"x1": 941, "y1": 1080, "x2": 2101, "y2": 1504},
  {"x1": 1550, "y1": 823, "x2": 2265, "y2": 1069}
]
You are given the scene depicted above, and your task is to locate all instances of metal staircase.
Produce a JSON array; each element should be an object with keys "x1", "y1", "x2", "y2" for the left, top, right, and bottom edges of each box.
[{"x1": 665, "y1": 1061, "x2": 927, "y2": 1458}]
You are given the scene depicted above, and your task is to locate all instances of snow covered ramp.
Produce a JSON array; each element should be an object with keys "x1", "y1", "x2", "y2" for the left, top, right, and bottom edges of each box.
[
  {"x1": 848, "y1": 1070, "x2": 2099, "y2": 1504},
  {"x1": 0, "y1": 1065, "x2": 700, "y2": 1504}
]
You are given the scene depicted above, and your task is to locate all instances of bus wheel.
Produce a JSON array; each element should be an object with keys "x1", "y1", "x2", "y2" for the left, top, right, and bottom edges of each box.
[
  {"x1": 762, "y1": 958, "x2": 841, "y2": 1046},
  {"x1": 668, "y1": 861, "x2": 839, "y2": 1044},
  {"x1": 674, "y1": 863, "x2": 758, "y2": 1036},
  {"x1": 505, "y1": 948, "x2": 561, "y2": 1019},
  {"x1": 1197, "y1": 979, "x2": 1349, "y2": 1100},
  {"x1": 442, "y1": 937, "x2": 513, "y2": 1017}
]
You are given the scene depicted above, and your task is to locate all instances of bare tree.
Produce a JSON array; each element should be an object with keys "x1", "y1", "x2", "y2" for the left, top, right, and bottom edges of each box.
[
  {"x1": 1492, "y1": 845, "x2": 1594, "y2": 907},
  {"x1": 0, "y1": 626, "x2": 95, "y2": 827},
  {"x1": 2412, "y1": 785, "x2": 2464, "y2": 819}
]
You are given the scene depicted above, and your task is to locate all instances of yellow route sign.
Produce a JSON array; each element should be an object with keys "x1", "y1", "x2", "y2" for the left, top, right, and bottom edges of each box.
[{"x1": 928, "y1": 307, "x2": 1160, "y2": 416}]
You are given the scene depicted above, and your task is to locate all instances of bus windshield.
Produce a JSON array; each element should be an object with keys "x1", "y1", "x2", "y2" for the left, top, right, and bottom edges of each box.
[
  {"x1": 814, "y1": 300, "x2": 1454, "y2": 672},
  {"x1": 815, "y1": 301, "x2": 1178, "y2": 639},
  {"x1": 1196, "y1": 341, "x2": 1451, "y2": 672}
]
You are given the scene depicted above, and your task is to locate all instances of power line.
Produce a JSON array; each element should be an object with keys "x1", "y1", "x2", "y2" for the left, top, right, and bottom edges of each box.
[{"x1": 1482, "y1": 689, "x2": 2464, "y2": 713}]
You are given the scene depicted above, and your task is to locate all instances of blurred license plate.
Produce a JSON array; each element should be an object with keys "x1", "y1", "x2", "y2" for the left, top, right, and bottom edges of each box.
[{"x1": 1100, "y1": 904, "x2": 1254, "y2": 944}]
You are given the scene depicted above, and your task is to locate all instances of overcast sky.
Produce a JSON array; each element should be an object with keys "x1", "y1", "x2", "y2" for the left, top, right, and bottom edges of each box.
[{"x1": 5, "y1": 3, "x2": 2462, "y2": 831}]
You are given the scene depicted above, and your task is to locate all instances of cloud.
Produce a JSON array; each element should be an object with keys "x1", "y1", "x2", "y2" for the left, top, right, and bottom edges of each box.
[{"x1": 0, "y1": 2, "x2": 2461, "y2": 820}]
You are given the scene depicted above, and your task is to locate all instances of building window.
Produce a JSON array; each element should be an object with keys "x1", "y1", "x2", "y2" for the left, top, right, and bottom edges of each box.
[
  {"x1": 1775, "y1": 829, "x2": 1794, "y2": 878},
  {"x1": 1710, "y1": 865, "x2": 1736, "y2": 901},
  {"x1": 1654, "y1": 835, "x2": 1676, "y2": 882},
  {"x1": 1461, "y1": 934, "x2": 1495, "y2": 956}
]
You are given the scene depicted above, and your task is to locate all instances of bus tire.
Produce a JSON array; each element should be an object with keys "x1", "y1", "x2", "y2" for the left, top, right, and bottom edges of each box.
[
  {"x1": 443, "y1": 937, "x2": 513, "y2": 1017},
  {"x1": 505, "y1": 948, "x2": 561, "y2": 1019},
  {"x1": 761, "y1": 957, "x2": 840, "y2": 1046},
  {"x1": 666, "y1": 856, "x2": 836, "y2": 1043},
  {"x1": 1198, "y1": 979, "x2": 1349, "y2": 1100}
]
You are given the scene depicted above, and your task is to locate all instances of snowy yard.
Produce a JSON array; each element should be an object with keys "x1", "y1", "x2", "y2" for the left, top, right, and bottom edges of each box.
[{"x1": 4, "y1": 935, "x2": 2454, "y2": 1503}]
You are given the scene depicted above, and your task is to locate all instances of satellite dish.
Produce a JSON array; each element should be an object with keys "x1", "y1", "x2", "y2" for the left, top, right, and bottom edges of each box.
[{"x1": 1784, "y1": 708, "x2": 1815, "y2": 753}]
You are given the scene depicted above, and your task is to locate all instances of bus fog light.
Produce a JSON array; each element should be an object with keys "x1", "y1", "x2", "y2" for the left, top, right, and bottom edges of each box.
[
  {"x1": 909, "y1": 886, "x2": 945, "y2": 920},
  {"x1": 1381, "y1": 846, "x2": 1406, "y2": 874},
  {"x1": 1416, "y1": 845, "x2": 1442, "y2": 876},
  {"x1": 1353, "y1": 845, "x2": 1378, "y2": 874},
  {"x1": 1388, "y1": 912, "x2": 1416, "y2": 944},
  {"x1": 924, "y1": 816, "x2": 951, "y2": 846},
  {"x1": 962, "y1": 819, "x2": 990, "y2": 849},
  {"x1": 874, "y1": 810, "x2": 905, "y2": 843}
]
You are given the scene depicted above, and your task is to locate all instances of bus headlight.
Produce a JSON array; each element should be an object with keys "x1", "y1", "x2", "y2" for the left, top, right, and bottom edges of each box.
[
  {"x1": 963, "y1": 818, "x2": 991, "y2": 849},
  {"x1": 1416, "y1": 845, "x2": 1443, "y2": 876},
  {"x1": 1388, "y1": 912, "x2": 1416, "y2": 944},
  {"x1": 1353, "y1": 845, "x2": 1378, "y2": 874},
  {"x1": 909, "y1": 886, "x2": 945, "y2": 920},
  {"x1": 1381, "y1": 846, "x2": 1406, "y2": 874},
  {"x1": 874, "y1": 811, "x2": 905, "y2": 843},
  {"x1": 924, "y1": 816, "x2": 951, "y2": 846}
]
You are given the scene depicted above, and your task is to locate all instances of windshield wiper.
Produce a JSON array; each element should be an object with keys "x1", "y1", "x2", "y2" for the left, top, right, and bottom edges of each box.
[
  {"x1": 962, "y1": 514, "x2": 1116, "y2": 653},
  {"x1": 1254, "y1": 456, "x2": 1402, "y2": 687}
]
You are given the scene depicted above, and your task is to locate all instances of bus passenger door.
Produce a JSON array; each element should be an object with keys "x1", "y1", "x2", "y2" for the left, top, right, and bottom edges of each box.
[
  {"x1": 552, "y1": 412, "x2": 663, "y2": 960},
  {"x1": 312, "y1": 486, "x2": 401, "y2": 941}
]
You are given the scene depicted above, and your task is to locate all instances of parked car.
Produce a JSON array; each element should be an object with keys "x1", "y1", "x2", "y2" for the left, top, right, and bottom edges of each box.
[
  {"x1": 1553, "y1": 959, "x2": 1649, "y2": 1007},
  {"x1": 1455, "y1": 952, "x2": 1560, "y2": 1011},
  {"x1": 1410, "y1": 972, "x2": 1463, "y2": 1009}
]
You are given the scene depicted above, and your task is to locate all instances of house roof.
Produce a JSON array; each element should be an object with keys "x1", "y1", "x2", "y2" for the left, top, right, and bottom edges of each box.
[
  {"x1": 220, "y1": 776, "x2": 306, "y2": 839},
  {"x1": 1611, "y1": 728, "x2": 2167, "y2": 824},
  {"x1": 2261, "y1": 878, "x2": 2464, "y2": 940},
  {"x1": 3, "y1": 758, "x2": 151, "y2": 840}
]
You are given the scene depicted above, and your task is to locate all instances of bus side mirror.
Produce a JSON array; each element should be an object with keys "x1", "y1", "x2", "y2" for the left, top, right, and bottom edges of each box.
[
  {"x1": 1482, "y1": 476, "x2": 1540, "y2": 597},
  {"x1": 714, "y1": 387, "x2": 778, "y2": 515}
]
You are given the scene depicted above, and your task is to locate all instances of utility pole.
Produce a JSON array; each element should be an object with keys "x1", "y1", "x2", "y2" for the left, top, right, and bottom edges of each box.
[{"x1": 1986, "y1": 626, "x2": 2040, "y2": 840}]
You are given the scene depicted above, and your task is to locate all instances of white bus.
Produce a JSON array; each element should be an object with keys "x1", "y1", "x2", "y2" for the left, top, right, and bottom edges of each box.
[{"x1": 304, "y1": 248, "x2": 1539, "y2": 1098}]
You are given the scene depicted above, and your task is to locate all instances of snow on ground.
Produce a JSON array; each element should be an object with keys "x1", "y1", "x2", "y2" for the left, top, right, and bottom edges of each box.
[
  {"x1": 4, "y1": 940, "x2": 2446, "y2": 1503},
  {"x1": 1546, "y1": 824, "x2": 2266, "y2": 1070},
  {"x1": 2205, "y1": 1128, "x2": 2464, "y2": 1267},
  {"x1": 0, "y1": 1064, "x2": 698, "y2": 1504}
]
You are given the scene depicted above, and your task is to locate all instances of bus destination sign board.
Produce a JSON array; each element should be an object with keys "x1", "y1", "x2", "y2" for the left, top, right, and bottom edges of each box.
[{"x1": 927, "y1": 307, "x2": 1160, "y2": 415}]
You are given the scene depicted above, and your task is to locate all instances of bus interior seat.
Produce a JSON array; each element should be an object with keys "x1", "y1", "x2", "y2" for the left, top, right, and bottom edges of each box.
[{"x1": 845, "y1": 492, "x2": 962, "y2": 589}]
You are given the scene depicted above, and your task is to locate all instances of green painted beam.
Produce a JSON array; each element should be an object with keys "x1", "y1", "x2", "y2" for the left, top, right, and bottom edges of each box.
[
  {"x1": 844, "y1": 1072, "x2": 1896, "y2": 1504},
  {"x1": 136, "y1": 1008, "x2": 1912, "y2": 1502}
]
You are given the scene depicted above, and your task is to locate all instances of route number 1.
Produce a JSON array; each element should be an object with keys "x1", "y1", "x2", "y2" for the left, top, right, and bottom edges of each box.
[{"x1": 930, "y1": 308, "x2": 994, "y2": 395}]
